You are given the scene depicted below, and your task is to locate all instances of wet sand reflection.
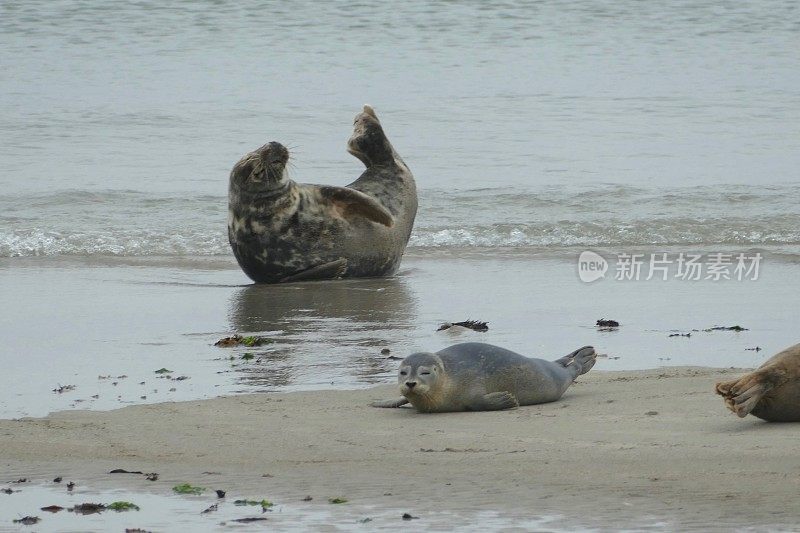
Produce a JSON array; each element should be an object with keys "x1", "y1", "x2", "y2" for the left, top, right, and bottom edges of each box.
[{"x1": 226, "y1": 277, "x2": 417, "y2": 389}]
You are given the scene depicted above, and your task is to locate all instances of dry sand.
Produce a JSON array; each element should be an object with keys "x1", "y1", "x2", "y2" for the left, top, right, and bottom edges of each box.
[{"x1": 2, "y1": 367, "x2": 799, "y2": 530}]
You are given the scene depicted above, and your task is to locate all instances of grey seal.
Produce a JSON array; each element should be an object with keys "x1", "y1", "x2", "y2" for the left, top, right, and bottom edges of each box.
[
  {"x1": 715, "y1": 343, "x2": 800, "y2": 422},
  {"x1": 372, "y1": 342, "x2": 597, "y2": 413},
  {"x1": 228, "y1": 105, "x2": 417, "y2": 283}
]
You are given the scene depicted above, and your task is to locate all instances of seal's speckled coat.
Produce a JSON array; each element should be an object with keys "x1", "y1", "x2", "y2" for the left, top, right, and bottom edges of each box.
[{"x1": 228, "y1": 106, "x2": 417, "y2": 283}]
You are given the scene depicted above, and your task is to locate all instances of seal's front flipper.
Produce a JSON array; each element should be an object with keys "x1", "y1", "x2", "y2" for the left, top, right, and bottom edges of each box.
[
  {"x1": 319, "y1": 186, "x2": 394, "y2": 227},
  {"x1": 468, "y1": 391, "x2": 519, "y2": 411},
  {"x1": 370, "y1": 398, "x2": 409, "y2": 408},
  {"x1": 279, "y1": 258, "x2": 347, "y2": 283}
]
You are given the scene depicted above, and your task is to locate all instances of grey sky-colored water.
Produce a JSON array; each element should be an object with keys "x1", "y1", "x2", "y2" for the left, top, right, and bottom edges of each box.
[
  {"x1": 2, "y1": 1, "x2": 799, "y2": 256},
  {"x1": 2, "y1": 0, "x2": 799, "y2": 193}
]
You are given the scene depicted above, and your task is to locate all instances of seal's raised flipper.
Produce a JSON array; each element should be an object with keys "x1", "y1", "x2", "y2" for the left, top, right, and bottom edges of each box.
[
  {"x1": 468, "y1": 391, "x2": 519, "y2": 411},
  {"x1": 279, "y1": 258, "x2": 347, "y2": 283},
  {"x1": 371, "y1": 398, "x2": 409, "y2": 408},
  {"x1": 319, "y1": 186, "x2": 394, "y2": 227},
  {"x1": 555, "y1": 346, "x2": 597, "y2": 377}
]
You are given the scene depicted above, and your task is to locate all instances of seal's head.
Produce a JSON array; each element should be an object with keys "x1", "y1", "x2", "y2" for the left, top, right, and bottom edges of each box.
[
  {"x1": 347, "y1": 104, "x2": 396, "y2": 167},
  {"x1": 230, "y1": 141, "x2": 290, "y2": 191},
  {"x1": 397, "y1": 352, "x2": 445, "y2": 410}
]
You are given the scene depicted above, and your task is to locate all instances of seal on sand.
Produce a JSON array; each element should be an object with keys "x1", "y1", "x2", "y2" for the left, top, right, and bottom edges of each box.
[
  {"x1": 228, "y1": 105, "x2": 417, "y2": 283},
  {"x1": 371, "y1": 342, "x2": 597, "y2": 413},
  {"x1": 715, "y1": 343, "x2": 800, "y2": 422}
]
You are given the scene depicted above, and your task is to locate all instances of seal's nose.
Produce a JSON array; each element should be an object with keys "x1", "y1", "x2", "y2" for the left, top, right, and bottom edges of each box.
[
  {"x1": 405, "y1": 381, "x2": 417, "y2": 390},
  {"x1": 264, "y1": 142, "x2": 289, "y2": 164}
]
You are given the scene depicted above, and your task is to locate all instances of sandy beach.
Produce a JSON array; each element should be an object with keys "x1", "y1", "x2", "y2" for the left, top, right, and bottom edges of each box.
[{"x1": 2, "y1": 366, "x2": 798, "y2": 530}]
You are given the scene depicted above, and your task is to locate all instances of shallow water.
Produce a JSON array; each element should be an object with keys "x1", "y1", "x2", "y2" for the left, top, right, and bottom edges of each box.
[
  {"x1": 1, "y1": 253, "x2": 795, "y2": 419},
  {"x1": 0, "y1": 478, "x2": 580, "y2": 532},
  {"x1": 1, "y1": 474, "x2": 792, "y2": 532}
]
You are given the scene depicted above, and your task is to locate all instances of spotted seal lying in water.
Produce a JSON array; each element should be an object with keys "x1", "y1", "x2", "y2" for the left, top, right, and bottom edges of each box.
[
  {"x1": 372, "y1": 342, "x2": 597, "y2": 413},
  {"x1": 716, "y1": 343, "x2": 800, "y2": 422},
  {"x1": 228, "y1": 105, "x2": 417, "y2": 283}
]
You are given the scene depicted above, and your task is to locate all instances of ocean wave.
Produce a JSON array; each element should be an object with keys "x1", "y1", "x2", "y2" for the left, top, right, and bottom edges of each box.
[
  {"x1": 3, "y1": 218, "x2": 798, "y2": 257},
  {"x1": 2, "y1": 186, "x2": 799, "y2": 257},
  {"x1": 409, "y1": 219, "x2": 800, "y2": 248},
  {"x1": 0, "y1": 228, "x2": 229, "y2": 257}
]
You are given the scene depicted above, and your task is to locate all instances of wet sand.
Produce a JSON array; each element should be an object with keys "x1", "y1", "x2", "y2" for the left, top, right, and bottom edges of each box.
[
  {"x1": 2, "y1": 252, "x2": 798, "y2": 419},
  {"x1": 2, "y1": 367, "x2": 799, "y2": 530}
]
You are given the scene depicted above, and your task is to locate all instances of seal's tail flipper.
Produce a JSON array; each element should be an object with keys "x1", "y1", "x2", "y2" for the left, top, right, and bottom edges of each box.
[
  {"x1": 347, "y1": 105, "x2": 396, "y2": 168},
  {"x1": 362, "y1": 104, "x2": 378, "y2": 120},
  {"x1": 716, "y1": 375, "x2": 771, "y2": 418},
  {"x1": 556, "y1": 346, "x2": 597, "y2": 376}
]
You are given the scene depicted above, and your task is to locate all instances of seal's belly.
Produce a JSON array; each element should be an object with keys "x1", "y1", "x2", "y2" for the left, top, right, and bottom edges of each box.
[
  {"x1": 228, "y1": 203, "x2": 399, "y2": 283},
  {"x1": 482, "y1": 365, "x2": 565, "y2": 405}
]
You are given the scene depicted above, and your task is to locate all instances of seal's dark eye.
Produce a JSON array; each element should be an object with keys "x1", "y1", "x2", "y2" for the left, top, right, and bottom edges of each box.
[
  {"x1": 400, "y1": 371, "x2": 407, "y2": 376},
  {"x1": 420, "y1": 371, "x2": 430, "y2": 376}
]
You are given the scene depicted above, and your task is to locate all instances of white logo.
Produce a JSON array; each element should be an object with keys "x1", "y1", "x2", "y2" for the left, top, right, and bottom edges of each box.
[{"x1": 578, "y1": 250, "x2": 608, "y2": 283}]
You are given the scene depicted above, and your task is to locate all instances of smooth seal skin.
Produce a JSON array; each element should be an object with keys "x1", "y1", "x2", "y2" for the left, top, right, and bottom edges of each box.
[
  {"x1": 715, "y1": 343, "x2": 800, "y2": 422},
  {"x1": 228, "y1": 105, "x2": 417, "y2": 283},
  {"x1": 371, "y1": 342, "x2": 597, "y2": 413}
]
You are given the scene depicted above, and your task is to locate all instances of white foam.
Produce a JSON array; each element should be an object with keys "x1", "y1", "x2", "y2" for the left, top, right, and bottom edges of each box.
[{"x1": 2, "y1": 186, "x2": 799, "y2": 257}]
